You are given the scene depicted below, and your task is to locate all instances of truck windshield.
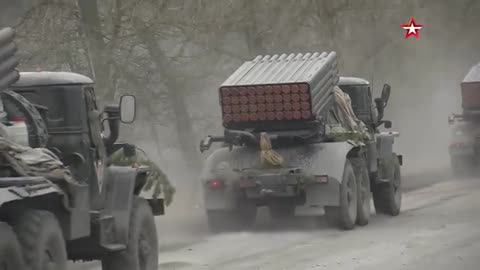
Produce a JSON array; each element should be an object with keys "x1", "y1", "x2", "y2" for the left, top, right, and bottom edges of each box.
[
  {"x1": 12, "y1": 85, "x2": 84, "y2": 131},
  {"x1": 338, "y1": 85, "x2": 370, "y2": 113}
]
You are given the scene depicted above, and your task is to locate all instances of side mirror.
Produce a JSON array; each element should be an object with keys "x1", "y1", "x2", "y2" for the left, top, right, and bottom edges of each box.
[
  {"x1": 383, "y1": 120, "x2": 392, "y2": 129},
  {"x1": 448, "y1": 115, "x2": 455, "y2": 125},
  {"x1": 119, "y1": 95, "x2": 136, "y2": 123},
  {"x1": 374, "y1": 97, "x2": 385, "y2": 108},
  {"x1": 381, "y1": 83, "x2": 391, "y2": 104}
]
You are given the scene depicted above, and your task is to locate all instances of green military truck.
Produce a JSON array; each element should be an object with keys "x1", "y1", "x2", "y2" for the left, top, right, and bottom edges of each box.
[
  {"x1": 199, "y1": 52, "x2": 402, "y2": 232},
  {"x1": 0, "y1": 27, "x2": 162, "y2": 270}
]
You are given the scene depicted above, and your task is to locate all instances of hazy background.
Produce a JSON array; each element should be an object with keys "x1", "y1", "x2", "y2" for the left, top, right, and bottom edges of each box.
[{"x1": 1, "y1": 0, "x2": 480, "y2": 246}]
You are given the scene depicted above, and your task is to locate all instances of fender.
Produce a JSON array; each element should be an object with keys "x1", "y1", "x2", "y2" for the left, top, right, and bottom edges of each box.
[
  {"x1": 376, "y1": 131, "x2": 399, "y2": 160},
  {"x1": 0, "y1": 176, "x2": 91, "y2": 240},
  {"x1": 201, "y1": 141, "x2": 357, "y2": 209},
  {"x1": 100, "y1": 165, "x2": 164, "y2": 247},
  {"x1": 0, "y1": 177, "x2": 64, "y2": 207}
]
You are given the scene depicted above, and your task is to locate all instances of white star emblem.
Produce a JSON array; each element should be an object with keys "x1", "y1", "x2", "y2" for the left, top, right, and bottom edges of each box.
[{"x1": 401, "y1": 17, "x2": 423, "y2": 39}]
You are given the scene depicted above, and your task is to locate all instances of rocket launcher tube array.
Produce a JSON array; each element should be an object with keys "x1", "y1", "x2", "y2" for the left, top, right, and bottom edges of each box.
[{"x1": 219, "y1": 51, "x2": 338, "y2": 130}]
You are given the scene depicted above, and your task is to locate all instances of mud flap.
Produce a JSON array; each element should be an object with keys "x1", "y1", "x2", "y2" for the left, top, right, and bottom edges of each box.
[
  {"x1": 203, "y1": 186, "x2": 237, "y2": 210},
  {"x1": 304, "y1": 180, "x2": 341, "y2": 207}
]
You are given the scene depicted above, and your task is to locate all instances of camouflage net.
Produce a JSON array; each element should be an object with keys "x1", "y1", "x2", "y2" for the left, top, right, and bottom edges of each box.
[
  {"x1": 260, "y1": 132, "x2": 284, "y2": 167},
  {"x1": 110, "y1": 148, "x2": 176, "y2": 206},
  {"x1": 329, "y1": 86, "x2": 370, "y2": 143}
]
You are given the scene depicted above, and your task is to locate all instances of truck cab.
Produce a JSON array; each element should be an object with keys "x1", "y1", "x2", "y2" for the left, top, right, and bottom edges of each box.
[
  {"x1": 338, "y1": 76, "x2": 392, "y2": 130},
  {"x1": 1, "y1": 71, "x2": 161, "y2": 267},
  {"x1": 0, "y1": 27, "x2": 161, "y2": 270},
  {"x1": 9, "y1": 72, "x2": 135, "y2": 209}
]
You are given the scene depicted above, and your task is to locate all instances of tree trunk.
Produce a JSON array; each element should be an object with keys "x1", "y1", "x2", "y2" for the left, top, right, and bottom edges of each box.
[
  {"x1": 76, "y1": 0, "x2": 113, "y2": 101},
  {"x1": 135, "y1": 24, "x2": 202, "y2": 174}
]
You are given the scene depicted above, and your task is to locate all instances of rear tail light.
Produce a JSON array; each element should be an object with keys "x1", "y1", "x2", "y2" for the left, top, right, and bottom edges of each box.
[
  {"x1": 208, "y1": 179, "x2": 224, "y2": 189},
  {"x1": 219, "y1": 83, "x2": 313, "y2": 125},
  {"x1": 449, "y1": 142, "x2": 466, "y2": 149},
  {"x1": 11, "y1": 116, "x2": 26, "y2": 122},
  {"x1": 314, "y1": 175, "x2": 329, "y2": 184}
]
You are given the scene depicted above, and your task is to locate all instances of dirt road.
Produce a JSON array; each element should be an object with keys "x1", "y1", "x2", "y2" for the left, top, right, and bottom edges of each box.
[
  {"x1": 156, "y1": 178, "x2": 480, "y2": 270},
  {"x1": 74, "y1": 169, "x2": 480, "y2": 270}
]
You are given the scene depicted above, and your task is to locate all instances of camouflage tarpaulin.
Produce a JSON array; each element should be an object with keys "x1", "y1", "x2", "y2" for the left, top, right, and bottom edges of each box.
[
  {"x1": 0, "y1": 137, "x2": 74, "y2": 182},
  {"x1": 260, "y1": 132, "x2": 284, "y2": 167}
]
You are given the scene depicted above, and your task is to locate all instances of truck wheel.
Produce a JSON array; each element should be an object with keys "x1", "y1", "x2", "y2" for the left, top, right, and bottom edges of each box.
[
  {"x1": 373, "y1": 154, "x2": 402, "y2": 216},
  {"x1": 13, "y1": 210, "x2": 67, "y2": 270},
  {"x1": 207, "y1": 201, "x2": 257, "y2": 233},
  {"x1": 351, "y1": 158, "x2": 371, "y2": 226},
  {"x1": 0, "y1": 223, "x2": 24, "y2": 270},
  {"x1": 269, "y1": 202, "x2": 295, "y2": 220},
  {"x1": 324, "y1": 160, "x2": 357, "y2": 230},
  {"x1": 102, "y1": 198, "x2": 158, "y2": 270}
]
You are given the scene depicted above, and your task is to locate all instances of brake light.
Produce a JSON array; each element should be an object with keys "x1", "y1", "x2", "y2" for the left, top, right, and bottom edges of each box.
[
  {"x1": 208, "y1": 179, "x2": 224, "y2": 189},
  {"x1": 449, "y1": 142, "x2": 466, "y2": 149},
  {"x1": 314, "y1": 175, "x2": 329, "y2": 184},
  {"x1": 220, "y1": 83, "x2": 313, "y2": 124}
]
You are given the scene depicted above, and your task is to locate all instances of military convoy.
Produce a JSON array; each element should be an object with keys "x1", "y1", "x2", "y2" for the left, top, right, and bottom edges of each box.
[
  {"x1": 0, "y1": 27, "x2": 161, "y2": 270},
  {"x1": 199, "y1": 52, "x2": 403, "y2": 231},
  {"x1": 0, "y1": 23, "x2": 405, "y2": 268},
  {"x1": 448, "y1": 63, "x2": 480, "y2": 177}
]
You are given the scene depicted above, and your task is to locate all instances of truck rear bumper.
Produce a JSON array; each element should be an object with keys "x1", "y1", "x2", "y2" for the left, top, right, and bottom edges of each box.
[
  {"x1": 203, "y1": 169, "x2": 341, "y2": 210},
  {"x1": 241, "y1": 172, "x2": 300, "y2": 199}
]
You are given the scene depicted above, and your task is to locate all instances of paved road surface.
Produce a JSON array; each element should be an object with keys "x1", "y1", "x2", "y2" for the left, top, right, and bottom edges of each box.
[{"x1": 74, "y1": 169, "x2": 480, "y2": 270}]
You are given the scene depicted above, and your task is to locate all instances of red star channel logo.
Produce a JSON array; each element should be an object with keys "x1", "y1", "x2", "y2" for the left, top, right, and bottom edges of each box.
[{"x1": 401, "y1": 17, "x2": 423, "y2": 39}]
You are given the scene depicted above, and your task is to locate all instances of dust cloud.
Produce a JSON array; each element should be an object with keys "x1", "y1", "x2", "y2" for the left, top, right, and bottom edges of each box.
[{"x1": 155, "y1": 8, "x2": 480, "y2": 246}]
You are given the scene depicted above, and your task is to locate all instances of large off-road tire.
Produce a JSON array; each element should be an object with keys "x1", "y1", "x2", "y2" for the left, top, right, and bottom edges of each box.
[
  {"x1": 0, "y1": 222, "x2": 24, "y2": 270},
  {"x1": 13, "y1": 210, "x2": 67, "y2": 270},
  {"x1": 324, "y1": 160, "x2": 357, "y2": 230},
  {"x1": 373, "y1": 154, "x2": 402, "y2": 216},
  {"x1": 351, "y1": 158, "x2": 371, "y2": 226},
  {"x1": 102, "y1": 198, "x2": 158, "y2": 270},
  {"x1": 207, "y1": 201, "x2": 257, "y2": 233},
  {"x1": 269, "y1": 201, "x2": 295, "y2": 220}
]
